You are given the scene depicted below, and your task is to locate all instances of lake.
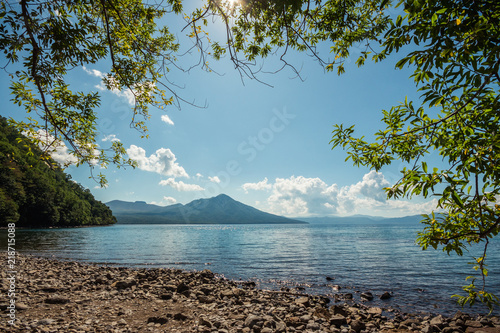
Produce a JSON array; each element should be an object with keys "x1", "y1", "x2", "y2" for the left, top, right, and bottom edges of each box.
[{"x1": 1, "y1": 222, "x2": 499, "y2": 316}]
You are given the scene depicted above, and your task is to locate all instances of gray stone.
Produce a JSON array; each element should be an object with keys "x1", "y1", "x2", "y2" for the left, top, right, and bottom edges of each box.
[
  {"x1": 367, "y1": 307, "x2": 382, "y2": 315},
  {"x1": 430, "y1": 315, "x2": 445, "y2": 327},
  {"x1": 330, "y1": 315, "x2": 347, "y2": 327},
  {"x1": 198, "y1": 295, "x2": 215, "y2": 304},
  {"x1": 465, "y1": 320, "x2": 483, "y2": 328},
  {"x1": 15, "y1": 302, "x2": 28, "y2": 310},
  {"x1": 37, "y1": 319, "x2": 55, "y2": 326},
  {"x1": 44, "y1": 297, "x2": 70, "y2": 304},
  {"x1": 295, "y1": 296, "x2": 310, "y2": 306},
  {"x1": 244, "y1": 314, "x2": 263, "y2": 328},
  {"x1": 275, "y1": 321, "x2": 287, "y2": 332},
  {"x1": 198, "y1": 317, "x2": 212, "y2": 328},
  {"x1": 350, "y1": 319, "x2": 365, "y2": 333},
  {"x1": 306, "y1": 321, "x2": 321, "y2": 330},
  {"x1": 111, "y1": 280, "x2": 131, "y2": 289}
]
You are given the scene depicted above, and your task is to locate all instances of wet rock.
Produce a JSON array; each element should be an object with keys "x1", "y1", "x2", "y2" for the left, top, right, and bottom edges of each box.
[
  {"x1": 343, "y1": 293, "x2": 354, "y2": 300},
  {"x1": 380, "y1": 291, "x2": 392, "y2": 299},
  {"x1": 360, "y1": 292, "x2": 374, "y2": 301}
]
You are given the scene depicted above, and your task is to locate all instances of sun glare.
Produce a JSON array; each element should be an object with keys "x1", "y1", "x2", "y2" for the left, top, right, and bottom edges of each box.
[{"x1": 224, "y1": 0, "x2": 239, "y2": 8}]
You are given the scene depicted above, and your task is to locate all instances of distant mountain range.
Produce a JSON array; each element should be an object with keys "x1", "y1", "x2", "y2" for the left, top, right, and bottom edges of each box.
[
  {"x1": 106, "y1": 194, "x2": 307, "y2": 224},
  {"x1": 298, "y1": 214, "x2": 425, "y2": 224}
]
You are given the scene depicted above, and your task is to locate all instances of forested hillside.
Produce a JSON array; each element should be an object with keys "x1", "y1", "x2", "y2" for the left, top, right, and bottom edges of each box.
[{"x1": 0, "y1": 117, "x2": 115, "y2": 227}]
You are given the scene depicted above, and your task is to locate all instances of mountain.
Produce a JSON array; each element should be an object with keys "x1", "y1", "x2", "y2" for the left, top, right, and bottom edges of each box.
[
  {"x1": 297, "y1": 214, "x2": 425, "y2": 225},
  {"x1": 106, "y1": 194, "x2": 307, "y2": 224},
  {"x1": 0, "y1": 116, "x2": 116, "y2": 227}
]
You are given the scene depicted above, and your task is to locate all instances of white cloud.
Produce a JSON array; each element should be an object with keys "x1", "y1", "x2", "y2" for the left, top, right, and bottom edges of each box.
[
  {"x1": 82, "y1": 66, "x2": 145, "y2": 106},
  {"x1": 28, "y1": 130, "x2": 78, "y2": 166},
  {"x1": 208, "y1": 176, "x2": 221, "y2": 183},
  {"x1": 82, "y1": 66, "x2": 104, "y2": 78},
  {"x1": 195, "y1": 173, "x2": 204, "y2": 179},
  {"x1": 242, "y1": 177, "x2": 273, "y2": 193},
  {"x1": 344, "y1": 171, "x2": 390, "y2": 202},
  {"x1": 150, "y1": 196, "x2": 177, "y2": 206},
  {"x1": 159, "y1": 178, "x2": 204, "y2": 191},
  {"x1": 102, "y1": 134, "x2": 120, "y2": 142},
  {"x1": 161, "y1": 115, "x2": 174, "y2": 126},
  {"x1": 255, "y1": 171, "x2": 437, "y2": 217},
  {"x1": 267, "y1": 176, "x2": 339, "y2": 216},
  {"x1": 126, "y1": 145, "x2": 188, "y2": 178}
]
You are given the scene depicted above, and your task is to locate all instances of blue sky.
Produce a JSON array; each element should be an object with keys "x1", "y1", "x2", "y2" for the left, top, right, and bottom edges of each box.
[{"x1": 1, "y1": 5, "x2": 442, "y2": 218}]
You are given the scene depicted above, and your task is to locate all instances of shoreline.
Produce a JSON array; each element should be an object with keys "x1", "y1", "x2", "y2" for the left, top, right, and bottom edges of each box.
[{"x1": 1, "y1": 254, "x2": 499, "y2": 333}]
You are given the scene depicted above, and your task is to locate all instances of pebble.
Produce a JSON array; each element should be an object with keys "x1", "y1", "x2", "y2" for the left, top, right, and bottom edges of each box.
[{"x1": 1, "y1": 254, "x2": 498, "y2": 333}]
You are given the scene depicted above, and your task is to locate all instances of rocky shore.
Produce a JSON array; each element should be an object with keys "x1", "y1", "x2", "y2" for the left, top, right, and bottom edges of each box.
[{"x1": 1, "y1": 254, "x2": 499, "y2": 333}]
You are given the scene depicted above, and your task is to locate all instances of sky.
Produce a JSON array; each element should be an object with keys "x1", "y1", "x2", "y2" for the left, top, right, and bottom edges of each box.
[{"x1": 0, "y1": 3, "x2": 444, "y2": 218}]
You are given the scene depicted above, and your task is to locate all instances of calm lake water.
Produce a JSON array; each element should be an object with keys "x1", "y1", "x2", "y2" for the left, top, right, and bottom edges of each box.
[{"x1": 1, "y1": 223, "x2": 499, "y2": 316}]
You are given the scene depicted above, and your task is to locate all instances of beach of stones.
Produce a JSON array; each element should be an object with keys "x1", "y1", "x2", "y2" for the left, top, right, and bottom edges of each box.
[{"x1": 1, "y1": 254, "x2": 499, "y2": 333}]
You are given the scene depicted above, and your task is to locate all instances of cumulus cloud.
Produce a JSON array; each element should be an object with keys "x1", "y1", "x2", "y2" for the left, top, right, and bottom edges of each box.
[
  {"x1": 102, "y1": 134, "x2": 120, "y2": 142},
  {"x1": 159, "y1": 178, "x2": 204, "y2": 191},
  {"x1": 82, "y1": 66, "x2": 104, "y2": 78},
  {"x1": 83, "y1": 66, "x2": 149, "y2": 106},
  {"x1": 126, "y1": 145, "x2": 188, "y2": 178},
  {"x1": 161, "y1": 115, "x2": 174, "y2": 126},
  {"x1": 150, "y1": 196, "x2": 177, "y2": 206},
  {"x1": 254, "y1": 171, "x2": 437, "y2": 217},
  {"x1": 267, "y1": 176, "x2": 339, "y2": 216},
  {"x1": 208, "y1": 176, "x2": 221, "y2": 183},
  {"x1": 242, "y1": 177, "x2": 273, "y2": 193},
  {"x1": 28, "y1": 130, "x2": 78, "y2": 166},
  {"x1": 344, "y1": 171, "x2": 390, "y2": 202}
]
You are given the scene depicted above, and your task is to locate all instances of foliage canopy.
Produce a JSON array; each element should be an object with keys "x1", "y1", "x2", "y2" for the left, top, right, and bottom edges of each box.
[
  {"x1": 1, "y1": 0, "x2": 183, "y2": 185},
  {"x1": 190, "y1": 0, "x2": 500, "y2": 311},
  {"x1": 0, "y1": 116, "x2": 116, "y2": 227},
  {"x1": 1, "y1": 0, "x2": 499, "y2": 311}
]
